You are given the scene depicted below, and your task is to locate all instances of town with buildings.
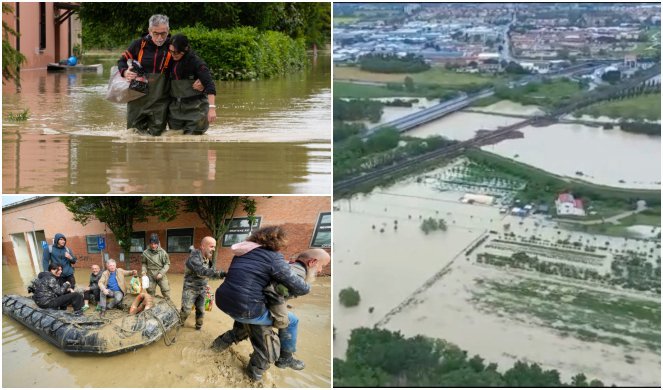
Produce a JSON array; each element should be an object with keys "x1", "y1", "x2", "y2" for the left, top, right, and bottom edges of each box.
[{"x1": 334, "y1": 3, "x2": 660, "y2": 76}]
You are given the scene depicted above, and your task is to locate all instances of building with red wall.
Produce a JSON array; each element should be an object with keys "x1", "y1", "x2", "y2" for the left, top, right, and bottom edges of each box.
[
  {"x1": 2, "y1": 2, "x2": 82, "y2": 70},
  {"x1": 2, "y1": 196, "x2": 331, "y2": 279}
]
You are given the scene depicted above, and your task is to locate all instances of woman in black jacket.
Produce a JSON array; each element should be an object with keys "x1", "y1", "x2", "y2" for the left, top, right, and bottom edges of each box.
[{"x1": 167, "y1": 34, "x2": 217, "y2": 135}]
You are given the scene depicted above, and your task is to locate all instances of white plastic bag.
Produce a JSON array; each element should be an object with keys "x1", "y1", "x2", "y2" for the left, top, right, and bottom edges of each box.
[{"x1": 105, "y1": 65, "x2": 145, "y2": 103}]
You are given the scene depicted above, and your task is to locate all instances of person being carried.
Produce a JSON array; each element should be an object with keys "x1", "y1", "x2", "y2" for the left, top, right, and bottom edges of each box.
[
  {"x1": 82, "y1": 264, "x2": 102, "y2": 311},
  {"x1": 97, "y1": 259, "x2": 137, "y2": 317},
  {"x1": 167, "y1": 34, "x2": 217, "y2": 135},
  {"x1": 212, "y1": 226, "x2": 312, "y2": 381},
  {"x1": 31, "y1": 264, "x2": 84, "y2": 315},
  {"x1": 41, "y1": 233, "x2": 77, "y2": 288},
  {"x1": 230, "y1": 243, "x2": 330, "y2": 329},
  {"x1": 141, "y1": 233, "x2": 171, "y2": 300}
]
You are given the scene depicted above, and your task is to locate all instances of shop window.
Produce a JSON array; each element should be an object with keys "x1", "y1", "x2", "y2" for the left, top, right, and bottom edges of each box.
[{"x1": 222, "y1": 217, "x2": 262, "y2": 247}]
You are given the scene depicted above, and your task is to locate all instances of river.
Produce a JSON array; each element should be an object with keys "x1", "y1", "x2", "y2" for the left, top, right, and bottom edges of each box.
[
  {"x1": 2, "y1": 265, "x2": 331, "y2": 388},
  {"x1": 404, "y1": 101, "x2": 661, "y2": 189},
  {"x1": 2, "y1": 53, "x2": 331, "y2": 194}
]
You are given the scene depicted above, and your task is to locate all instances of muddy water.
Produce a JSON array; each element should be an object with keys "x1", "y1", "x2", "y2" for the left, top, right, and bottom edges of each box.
[
  {"x1": 404, "y1": 100, "x2": 661, "y2": 189},
  {"x1": 483, "y1": 122, "x2": 661, "y2": 189},
  {"x1": 333, "y1": 177, "x2": 501, "y2": 358},
  {"x1": 2, "y1": 53, "x2": 331, "y2": 194},
  {"x1": 333, "y1": 169, "x2": 660, "y2": 386},
  {"x1": 2, "y1": 265, "x2": 331, "y2": 388}
]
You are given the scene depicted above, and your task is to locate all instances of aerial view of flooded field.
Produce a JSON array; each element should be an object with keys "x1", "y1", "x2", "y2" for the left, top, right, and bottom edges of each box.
[{"x1": 334, "y1": 164, "x2": 660, "y2": 386}]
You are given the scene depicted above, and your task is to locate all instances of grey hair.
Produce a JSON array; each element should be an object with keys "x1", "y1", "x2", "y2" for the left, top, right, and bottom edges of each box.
[
  {"x1": 149, "y1": 14, "x2": 169, "y2": 29},
  {"x1": 106, "y1": 259, "x2": 117, "y2": 266}
]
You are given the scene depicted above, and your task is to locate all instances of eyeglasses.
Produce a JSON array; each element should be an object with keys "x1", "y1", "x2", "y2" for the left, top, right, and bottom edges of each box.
[{"x1": 150, "y1": 31, "x2": 169, "y2": 38}]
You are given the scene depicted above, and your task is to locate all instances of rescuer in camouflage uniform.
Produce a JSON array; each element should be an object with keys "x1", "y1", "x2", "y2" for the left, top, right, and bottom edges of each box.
[
  {"x1": 180, "y1": 236, "x2": 225, "y2": 330},
  {"x1": 141, "y1": 233, "x2": 171, "y2": 300}
]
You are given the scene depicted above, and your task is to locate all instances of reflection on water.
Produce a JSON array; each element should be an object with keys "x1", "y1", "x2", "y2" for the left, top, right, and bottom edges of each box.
[
  {"x1": 2, "y1": 54, "x2": 331, "y2": 194},
  {"x1": 2, "y1": 264, "x2": 331, "y2": 388}
]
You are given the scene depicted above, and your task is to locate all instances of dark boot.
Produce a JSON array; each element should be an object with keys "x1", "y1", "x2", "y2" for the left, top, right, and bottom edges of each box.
[
  {"x1": 247, "y1": 354, "x2": 268, "y2": 381},
  {"x1": 211, "y1": 332, "x2": 235, "y2": 352},
  {"x1": 275, "y1": 351, "x2": 305, "y2": 370},
  {"x1": 195, "y1": 318, "x2": 203, "y2": 330}
]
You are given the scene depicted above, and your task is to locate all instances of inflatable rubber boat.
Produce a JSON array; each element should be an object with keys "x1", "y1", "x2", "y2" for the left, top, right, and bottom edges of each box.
[{"x1": 2, "y1": 294, "x2": 180, "y2": 354}]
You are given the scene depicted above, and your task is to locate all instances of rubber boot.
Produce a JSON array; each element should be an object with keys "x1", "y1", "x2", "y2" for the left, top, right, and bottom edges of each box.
[{"x1": 275, "y1": 351, "x2": 305, "y2": 370}]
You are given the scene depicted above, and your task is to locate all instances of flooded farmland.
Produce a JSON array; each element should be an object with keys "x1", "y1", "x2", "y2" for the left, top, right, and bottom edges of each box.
[
  {"x1": 333, "y1": 163, "x2": 661, "y2": 386},
  {"x1": 404, "y1": 100, "x2": 662, "y2": 189}
]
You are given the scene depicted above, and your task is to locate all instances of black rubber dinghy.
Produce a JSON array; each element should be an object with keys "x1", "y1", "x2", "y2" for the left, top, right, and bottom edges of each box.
[{"x1": 2, "y1": 294, "x2": 180, "y2": 354}]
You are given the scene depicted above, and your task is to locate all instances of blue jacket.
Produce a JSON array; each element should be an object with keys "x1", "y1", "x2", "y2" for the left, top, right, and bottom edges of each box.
[
  {"x1": 42, "y1": 233, "x2": 77, "y2": 277},
  {"x1": 216, "y1": 248, "x2": 310, "y2": 319}
]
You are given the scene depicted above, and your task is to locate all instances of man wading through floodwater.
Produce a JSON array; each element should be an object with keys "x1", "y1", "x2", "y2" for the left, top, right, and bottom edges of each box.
[{"x1": 118, "y1": 14, "x2": 203, "y2": 136}]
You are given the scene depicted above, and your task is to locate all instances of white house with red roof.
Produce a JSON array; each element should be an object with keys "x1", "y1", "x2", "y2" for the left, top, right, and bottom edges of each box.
[{"x1": 555, "y1": 193, "x2": 586, "y2": 216}]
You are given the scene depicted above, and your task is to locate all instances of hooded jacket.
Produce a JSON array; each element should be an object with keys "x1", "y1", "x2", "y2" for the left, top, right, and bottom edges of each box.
[
  {"x1": 32, "y1": 271, "x2": 68, "y2": 307},
  {"x1": 42, "y1": 233, "x2": 77, "y2": 277},
  {"x1": 216, "y1": 247, "x2": 310, "y2": 320}
]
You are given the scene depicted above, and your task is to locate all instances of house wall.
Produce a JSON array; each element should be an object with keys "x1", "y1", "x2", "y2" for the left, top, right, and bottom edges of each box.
[{"x1": 3, "y1": 197, "x2": 332, "y2": 275}]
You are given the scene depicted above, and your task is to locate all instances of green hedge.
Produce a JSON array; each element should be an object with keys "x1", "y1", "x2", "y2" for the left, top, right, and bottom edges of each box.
[{"x1": 174, "y1": 26, "x2": 307, "y2": 80}]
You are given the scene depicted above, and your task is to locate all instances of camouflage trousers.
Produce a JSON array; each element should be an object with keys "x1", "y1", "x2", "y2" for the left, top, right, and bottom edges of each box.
[
  {"x1": 146, "y1": 273, "x2": 171, "y2": 300},
  {"x1": 180, "y1": 287, "x2": 206, "y2": 328}
]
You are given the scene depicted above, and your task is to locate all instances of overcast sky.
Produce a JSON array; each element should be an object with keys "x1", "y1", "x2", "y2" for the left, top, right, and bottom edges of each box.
[{"x1": 2, "y1": 195, "x2": 39, "y2": 207}]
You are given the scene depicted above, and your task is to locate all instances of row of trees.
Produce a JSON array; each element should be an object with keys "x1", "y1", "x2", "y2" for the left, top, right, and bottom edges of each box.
[
  {"x1": 335, "y1": 327, "x2": 606, "y2": 387},
  {"x1": 333, "y1": 98, "x2": 384, "y2": 123},
  {"x1": 61, "y1": 196, "x2": 256, "y2": 268},
  {"x1": 359, "y1": 53, "x2": 430, "y2": 74},
  {"x1": 78, "y1": 3, "x2": 330, "y2": 49}
]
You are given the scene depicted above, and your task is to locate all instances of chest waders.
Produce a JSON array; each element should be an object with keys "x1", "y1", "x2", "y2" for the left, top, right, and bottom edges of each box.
[
  {"x1": 127, "y1": 73, "x2": 171, "y2": 136},
  {"x1": 126, "y1": 41, "x2": 172, "y2": 136},
  {"x1": 168, "y1": 79, "x2": 210, "y2": 135}
]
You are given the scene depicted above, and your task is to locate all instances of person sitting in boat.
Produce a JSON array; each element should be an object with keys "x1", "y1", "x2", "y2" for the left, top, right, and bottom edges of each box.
[
  {"x1": 32, "y1": 264, "x2": 85, "y2": 315},
  {"x1": 130, "y1": 275, "x2": 154, "y2": 315},
  {"x1": 41, "y1": 233, "x2": 78, "y2": 289},
  {"x1": 82, "y1": 264, "x2": 102, "y2": 312},
  {"x1": 98, "y1": 259, "x2": 137, "y2": 317},
  {"x1": 167, "y1": 34, "x2": 217, "y2": 135}
]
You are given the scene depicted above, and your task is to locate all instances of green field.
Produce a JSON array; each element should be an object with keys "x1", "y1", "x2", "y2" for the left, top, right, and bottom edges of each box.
[
  {"x1": 472, "y1": 278, "x2": 661, "y2": 352},
  {"x1": 562, "y1": 207, "x2": 661, "y2": 237},
  {"x1": 335, "y1": 66, "x2": 504, "y2": 88},
  {"x1": 499, "y1": 79, "x2": 585, "y2": 109},
  {"x1": 333, "y1": 81, "x2": 423, "y2": 98},
  {"x1": 575, "y1": 93, "x2": 661, "y2": 121},
  {"x1": 333, "y1": 16, "x2": 361, "y2": 25}
]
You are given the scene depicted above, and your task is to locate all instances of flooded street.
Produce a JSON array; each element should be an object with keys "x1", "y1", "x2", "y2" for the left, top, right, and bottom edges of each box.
[
  {"x1": 2, "y1": 265, "x2": 331, "y2": 388},
  {"x1": 2, "y1": 53, "x2": 331, "y2": 194},
  {"x1": 404, "y1": 101, "x2": 661, "y2": 189},
  {"x1": 333, "y1": 167, "x2": 660, "y2": 386}
]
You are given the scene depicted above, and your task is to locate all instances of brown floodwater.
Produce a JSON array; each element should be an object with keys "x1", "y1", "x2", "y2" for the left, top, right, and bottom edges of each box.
[
  {"x1": 2, "y1": 53, "x2": 331, "y2": 194},
  {"x1": 2, "y1": 265, "x2": 331, "y2": 388}
]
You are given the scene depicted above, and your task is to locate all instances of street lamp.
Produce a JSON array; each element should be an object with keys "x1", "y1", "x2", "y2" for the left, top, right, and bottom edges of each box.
[{"x1": 18, "y1": 217, "x2": 41, "y2": 272}]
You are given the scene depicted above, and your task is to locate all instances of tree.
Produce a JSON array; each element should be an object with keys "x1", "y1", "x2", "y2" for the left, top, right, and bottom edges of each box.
[
  {"x1": 339, "y1": 287, "x2": 360, "y2": 307},
  {"x1": 601, "y1": 70, "x2": 621, "y2": 84},
  {"x1": 60, "y1": 197, "x2": 164, "y2": 268},
  {"x1": 2, "y1": 3, "x2": 26, "y2": 88},
  {"x1": 404, "y1": 76, "x2": 415, "y2": 92},
  {"x1": 182, "y1": 197, "x2": 257, "y2": 268}
]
